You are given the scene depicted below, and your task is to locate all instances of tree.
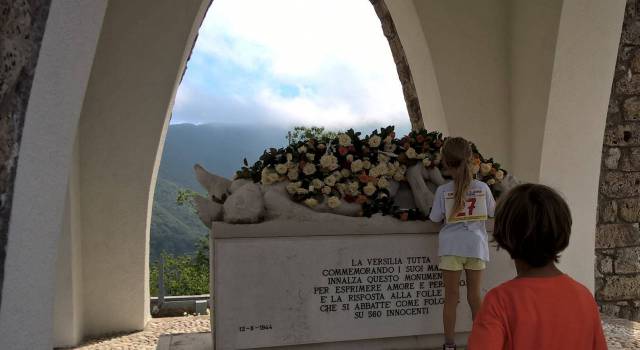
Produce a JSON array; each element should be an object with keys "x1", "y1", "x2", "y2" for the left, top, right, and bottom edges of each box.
[{"x1": 286, "y1": 126, "x2": 338, "y2": 145}]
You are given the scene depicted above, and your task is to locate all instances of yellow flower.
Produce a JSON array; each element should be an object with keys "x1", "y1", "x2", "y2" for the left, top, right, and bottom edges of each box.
[
  {"x1": 275, "y1": 163, "x2": 288, "y2": 175},
  {"x1": 327, "y1": 196, "x2": 341, "y2": 208},
  {"x1": 320, "y1": 154, "x2": 338, "y2": 169},
  {"x1": 324, "y1": 175, "x2": 337, "y2": 187},
  {"x1": 287, "y1": 169, "x2": 299, "y2": 181},
  {"x1": 311, "y1": 179, "x2": 324, "y2": 190},
  {"x1": 377, "y1": 177, "x2": 390, "y2": 189},
  {"x1": 495, "y1": 170, "x2": 505, "y2": 180},
  {"x1": 406, "y1": 147, "x2": 418, "y2": 159},
  {"x1": 322, "y1": 186, "x2": 332, "y2": 195},
  {"x1": 304, "y1": 198, "x2": 319, "y2": 208},
  {"x1": 363, "y1": 183, "x2": 377, "y2": 196},
  {"x1": 303, "y1": 163, "x2": 317, "y2": 175},
  {"x1": 368, "y1": 135, "x2": 382, "y2": 148},
  {"x1": 286, "y1": 182, "x2": 302, "y2": 194},
  {"x1": 351, "y1": 159, "x2": 364, "y2": 173},
  {"x1": 338, "y1": 133, "x2": 352, "y2": 146}
]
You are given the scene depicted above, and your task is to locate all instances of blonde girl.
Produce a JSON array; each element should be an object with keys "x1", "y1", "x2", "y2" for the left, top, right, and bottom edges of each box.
[{"x1": 429, "y1": 137, "x2": 496, "y2": 350}]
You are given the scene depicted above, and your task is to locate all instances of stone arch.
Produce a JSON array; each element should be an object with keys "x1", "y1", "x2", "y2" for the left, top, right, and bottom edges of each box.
[{"x1": 0, "y1": 0, "x2": 423, "y2": 348}]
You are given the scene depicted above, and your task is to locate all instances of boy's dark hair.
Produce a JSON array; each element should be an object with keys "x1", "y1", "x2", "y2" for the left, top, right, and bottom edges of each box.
[{"x1": 493, "y1": 183, "x2": 571, "y2": 267}]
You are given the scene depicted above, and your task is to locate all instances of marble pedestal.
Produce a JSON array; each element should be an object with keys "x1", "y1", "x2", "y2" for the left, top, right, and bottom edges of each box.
[{"x1": 210, "y1": 219, "x2": 514, "y2": 350}]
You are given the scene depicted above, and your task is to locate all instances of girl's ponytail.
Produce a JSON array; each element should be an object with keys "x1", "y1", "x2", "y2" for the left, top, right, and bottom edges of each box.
[{"x1": 442, "y1": 137, "x2": 473, "y2": 220}]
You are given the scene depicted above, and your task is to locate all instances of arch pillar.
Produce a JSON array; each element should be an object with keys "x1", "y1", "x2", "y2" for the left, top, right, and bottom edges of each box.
[{"x1": 389, "y1": 0, "x2": 626, "y2": 291}]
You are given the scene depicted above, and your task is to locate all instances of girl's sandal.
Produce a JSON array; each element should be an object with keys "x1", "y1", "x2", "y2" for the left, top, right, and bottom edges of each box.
[{"x1": 443, "y1": 344, "x2": 457, "y2": 350}]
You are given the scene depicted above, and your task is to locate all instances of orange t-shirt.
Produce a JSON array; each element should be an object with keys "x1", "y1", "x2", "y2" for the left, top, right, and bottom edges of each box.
[{"x1": 468, "y1": 274, "x2": 606, "y2": 350}]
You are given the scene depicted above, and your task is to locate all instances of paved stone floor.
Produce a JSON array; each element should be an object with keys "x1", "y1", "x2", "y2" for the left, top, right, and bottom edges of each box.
[{"x1": 63, "y1": 314, "x2": 640, "y2": 349}]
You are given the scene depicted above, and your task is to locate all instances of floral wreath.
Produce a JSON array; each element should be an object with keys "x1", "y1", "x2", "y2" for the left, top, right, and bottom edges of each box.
[{"x1": 236, "y1": 126, "x2": 507, "y2": 220}]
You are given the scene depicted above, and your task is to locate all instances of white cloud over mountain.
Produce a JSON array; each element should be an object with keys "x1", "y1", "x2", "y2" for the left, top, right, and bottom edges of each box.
[{"x1": 171, "y1": 0, "x2": 410, "y2": 131}]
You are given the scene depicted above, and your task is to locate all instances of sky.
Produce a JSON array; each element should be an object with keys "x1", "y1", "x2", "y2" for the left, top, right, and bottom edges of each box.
[{"x1": 170, "y1": 0, "x2": 410, "y2": 133}]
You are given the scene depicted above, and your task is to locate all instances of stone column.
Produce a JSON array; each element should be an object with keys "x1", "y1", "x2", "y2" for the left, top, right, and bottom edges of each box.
[
  {"x1": 597, "y1": 0, "x2": 640, "y2": 321},
  {"x1": 0, "y1": 0, "x2": 51, "y2": 311}
]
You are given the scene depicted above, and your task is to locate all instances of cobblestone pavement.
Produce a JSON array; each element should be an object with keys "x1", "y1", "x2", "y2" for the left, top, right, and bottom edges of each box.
[
  {"x1": 60, "y1": 315, "x2": 210, "y2": 350},
  {"x1": 63, "y1": 314, "x2": 640, "y2": 349}
]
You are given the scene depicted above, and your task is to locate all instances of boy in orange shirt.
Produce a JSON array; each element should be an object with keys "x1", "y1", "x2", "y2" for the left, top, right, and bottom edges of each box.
[{"x1": 468, "y1": 184, "x2": 607, "y2": 350}]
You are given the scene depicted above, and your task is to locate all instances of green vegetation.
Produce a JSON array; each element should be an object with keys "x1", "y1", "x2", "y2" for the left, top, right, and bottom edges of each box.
[{"x1": 150, "y1": 238, "x2": 209, "y2": 296}]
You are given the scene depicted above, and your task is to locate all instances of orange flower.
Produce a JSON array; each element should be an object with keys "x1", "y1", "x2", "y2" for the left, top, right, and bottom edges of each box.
[{"x1": 356, "y1": 195, "x2": 368, "y2": 204}]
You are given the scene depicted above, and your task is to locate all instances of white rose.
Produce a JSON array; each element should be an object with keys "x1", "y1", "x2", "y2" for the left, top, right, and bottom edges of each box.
[
  {"x1": 306, "y1": 153, "x2": 315, "y2": 161},
  {"x1": 275, "y1": 163, "x2": 288, "y2": 175},
  {"x1": 480, "y1": 163, "x2": 492, "y2": 176},
  {"x1": 341, "y1": 169, "x2": 351, "y2": 178},
  {"x1": 327, "y1": 196, "x2": 341, "y2": 208},
  {"x1": 363, "y1": 160, "x2": 372, "y2": 169},
  {"x1": 322, "y1": 186, "x2": 332, "y2": 195},
  {"x1": 324, "y1": 176, "x2": 337, "y2": 187},
  {"x1": 287, "y1": 169, "x2": 299, "y2": 181},
  {"x1": 363, "y1": 183, "x2": 377, "y2": 196},
  {"x1": 298, "y1": 145, "x2": 307, "y2": 153},
  {"x1": 286, "y1": 153, "x2": 293, "y2": 162},
  {"x1": 393, "y1": 172, "x2": 405, "y2": 181},
  {"x1": 384, "y1": 143, "x2": 397, "y2": 153},
  {"x1": 286, "y1": 182, "x2": 302, "y2": 194},
  {"x1": 311, "y1": 179, "x2": 324, "y2": 190},
  {"x1": 406, "y1": 147, "x2": 418, "y2": 159},
  {"x1": 387, "y1": 162, "x2": 397, "y2": 175},
  {"x1": 486, "y1": 179, "x2": 496, "y2": 186},
  {"x1": 471, "y1": 164, "x2": 480, "y2": 174},
  {"x1": 346, "y1": 154, "x2": 354, "y2": 163},
  {"x1": 338, "y1": 133, "x2": 352, "y2": 146},
  {"x1": 377, "y1": 177, "x2": 390, "y2": 189},
  {"x1": 351, "y1": 159, "x2": 364, "y2": 173},
  {"x1": 423, "y1": 158, "x2": 432, "y2": 167},
  {"x1": 368, "y1": 135, "x2": 382, "y2": 148},
  {"x1": 304, "y1": 198, "x2": 319, "y2": 208},
  {"x1": 303, "y1": 163, "x2": 317, "y2": 175},
  {"x1": 378, "y1": 153, "x2": 390, "y2": 163},
  {"x1": 348, "y1": 181, "x2": 360, "y2": 194},
  {"x1": 320, "y1": 155, "x2": 338, "y2": 169},
  {"x1": 417, "y1": 153, "x2": 427, "y2": 160},
  {"x1": 495, "y1": 170, "x2": 505, "y2": 180},
  {"x1": 370, "y1": 163, "x2": 388, "y2": 178},
  {"x1": 336, "y1": 183, "x2": 346, "y2": 194},
  {"x1": 332, "y1": 171, "x2": 342, "y2": 180},
  {"x1": 296, "y1": 188, "x2": 309, "y2": 195}
]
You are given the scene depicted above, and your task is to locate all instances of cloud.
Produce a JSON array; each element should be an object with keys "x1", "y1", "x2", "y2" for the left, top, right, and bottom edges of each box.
[{"x1": 171, "y1": 0, "x2": 410, "y2": 131}]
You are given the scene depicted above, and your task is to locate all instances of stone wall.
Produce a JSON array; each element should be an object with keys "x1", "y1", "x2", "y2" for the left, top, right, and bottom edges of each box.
[
  {"x1": 0, "y1": 0, "x2": 51, "y2": 310},
  {"x1": 597, "y1": 0, "x2": 640, "y2": 321},
  {"x1": 369, "y1": 0, "x2": 423, "y2": 131}
]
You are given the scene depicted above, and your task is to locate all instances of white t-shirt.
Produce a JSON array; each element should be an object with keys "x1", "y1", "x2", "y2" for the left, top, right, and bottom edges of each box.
[{"x1": 429, "y1": 180, "x2": 496, "y2": 261}]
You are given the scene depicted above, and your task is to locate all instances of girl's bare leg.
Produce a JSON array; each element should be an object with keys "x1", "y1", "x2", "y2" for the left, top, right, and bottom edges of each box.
[
  {"x1": 465, "y1": 269, "x2": 483, "y2": 320},
  {"x1": 443, "y1": 270, "x2": 462, "y2": 344}
]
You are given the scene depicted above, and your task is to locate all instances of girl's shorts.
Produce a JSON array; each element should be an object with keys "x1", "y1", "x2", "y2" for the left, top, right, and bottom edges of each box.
[{"x1": 439, "y1": 255, "x2": 486, "y2": 271}]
